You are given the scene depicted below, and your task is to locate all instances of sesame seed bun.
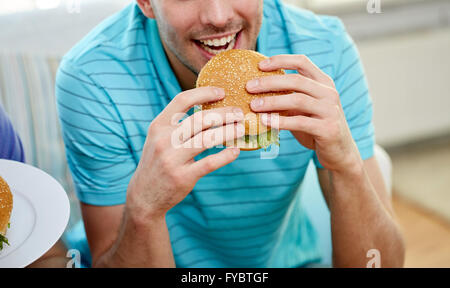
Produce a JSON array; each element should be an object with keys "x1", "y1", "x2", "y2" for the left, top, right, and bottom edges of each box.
[
  {"x1": 0, "y1": 176, "x2": 12, "y2": 240},
  {"x1": 196, "y1": 49, "x2": 288, "y2": 151}
]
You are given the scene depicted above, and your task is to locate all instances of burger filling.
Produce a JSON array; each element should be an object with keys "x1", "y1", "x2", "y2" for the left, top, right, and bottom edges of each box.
[
  {"x1": 193, "y1": 106, "x2": 280, "y2": 150},
  {"x1": 241, "y1": 129, "x2": 280, "y2": 150}
]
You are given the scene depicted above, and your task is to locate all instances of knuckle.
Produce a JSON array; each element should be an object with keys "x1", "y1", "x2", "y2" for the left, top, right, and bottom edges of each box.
[
  {"x1": 301, "y1": 78, "x2": 312, "y2": 91},
  {"x1": 154, "y1": 137, "x2": 167, "y2": 154},
  {"x1": 325, "y1": 74, "x2": 334, "y2": 85},
  {"x1": 148, "y1": 121, "x2": 159, "y2": 135},
  {"x1": 292, "y1": 74, "x2": 305, "y2": 88},
  {"x1": 330, "y1": 89, "x2": 340, "y2": 102},
  {"x1": 333, "y1": 104, "x2": 341, "y2": 115},
  {"x1": 292, "y1": 94, "x2": 303, "y2": 107},
  {"x1": 170, "y1": 171, "x2": 185, "y2": 188},
  {"x1": 297, "y1": 54, "x2": 308, "y2": 66},
  {"x1": 160, "y1": 155, "x2": 174, "y2": 172},
  {"x1": 298, "y1": 54, "x2": 307, "y2": 62},
  {"x1": 176, "y1": 91, "x2": 191, "y2": 106},
  {"x1": 202, "y1": 157, "x2": 215, "y2": 174},
  {"x1": 328, "y1": 104, "x2": 340, "y2": 118},
  {"x1": 170, "y1": 112, "x2": 186, "y2": 127}
]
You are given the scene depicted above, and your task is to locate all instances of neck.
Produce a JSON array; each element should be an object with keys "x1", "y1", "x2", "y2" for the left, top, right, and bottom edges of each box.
[{"x1": 161, "y1": 40, "x2": 197, "y2": 91}]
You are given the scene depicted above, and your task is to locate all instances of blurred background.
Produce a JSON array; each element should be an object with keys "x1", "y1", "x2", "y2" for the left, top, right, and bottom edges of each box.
[{"x1": 0, "y1": 0, "x2": 449, "y2": 267}]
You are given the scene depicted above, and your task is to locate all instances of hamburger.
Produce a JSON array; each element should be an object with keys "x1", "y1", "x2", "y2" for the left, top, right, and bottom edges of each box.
[
  {"x1": 196, "y1": 49, "x2": 288, "y2": 151},
  {"x1": 0, "y1": 176, "x2": 12, "y2": 251}
]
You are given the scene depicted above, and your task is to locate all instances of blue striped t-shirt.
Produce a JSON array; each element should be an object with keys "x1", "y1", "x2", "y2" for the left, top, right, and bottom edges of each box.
[{"x1": 56, "y1": 0, "x2": 374, "y2": 268}]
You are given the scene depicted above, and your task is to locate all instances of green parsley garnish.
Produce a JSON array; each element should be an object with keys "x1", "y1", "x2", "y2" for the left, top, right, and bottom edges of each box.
[{"x1": 0, "y1": 234, "x2": 9, "y2": 251}]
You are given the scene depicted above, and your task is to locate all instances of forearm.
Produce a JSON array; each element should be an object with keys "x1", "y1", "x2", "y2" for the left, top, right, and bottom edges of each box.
[
  {"x1": 26, "y1": 240, "x2": 68, "y2": 268},
  {"x1": 94, "y1": 206, "x2": 175, "y2": 268},
  {"x1": 327, "y1": 160, "x2": 405, "y2": 268}
]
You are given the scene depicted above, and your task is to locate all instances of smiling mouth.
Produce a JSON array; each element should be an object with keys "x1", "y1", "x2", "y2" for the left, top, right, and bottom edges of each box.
[{"x1": 194, "y1": 31, "x2": 240, "y2": 56}]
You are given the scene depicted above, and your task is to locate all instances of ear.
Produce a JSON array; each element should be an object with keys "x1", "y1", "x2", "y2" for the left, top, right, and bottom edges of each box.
[{"x1": 136, "y1": 0, "x2": 156, "y2": 19}]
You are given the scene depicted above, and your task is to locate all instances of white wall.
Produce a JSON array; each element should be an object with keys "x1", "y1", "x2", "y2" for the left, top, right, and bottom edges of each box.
[
  {"x1": 358, "y1": 27, "x2": 450, "y2": 146},
  {"x1": 0, "y1": 0, "x2": 129, "y2": 56},
  {"x1": 287, "y1": 0, "x2": 450, "y2": 146}
]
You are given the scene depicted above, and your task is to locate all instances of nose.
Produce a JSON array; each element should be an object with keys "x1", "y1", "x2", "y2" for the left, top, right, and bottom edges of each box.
[{"x1": 200, "y1": 0, "x2": 234, "y2": 28}]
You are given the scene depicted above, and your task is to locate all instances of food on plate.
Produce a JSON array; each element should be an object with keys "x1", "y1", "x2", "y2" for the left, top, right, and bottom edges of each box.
[{"x1": 0, "y1": 176, "x2": 13, "y2": 251}]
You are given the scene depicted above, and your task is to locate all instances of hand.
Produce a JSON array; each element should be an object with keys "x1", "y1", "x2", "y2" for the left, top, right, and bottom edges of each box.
[
  {"x1": 246, "y1": 54, "x2": 362, "y2": 173},
  {"x1": 127, "y1": 87, "x2": 245, "y2": 219}
]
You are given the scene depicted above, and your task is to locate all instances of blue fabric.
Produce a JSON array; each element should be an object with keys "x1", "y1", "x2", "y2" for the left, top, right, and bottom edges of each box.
[
  {"x1": 300, "y1": 160, "x2": 332, "y2": 266},
  {"x1": 0, "y1": 103, "x2": 25, "y2": 162},
  {"x1": 57, "y1": 0, "x2": 374, "y2": 268},
  {"x1": 61, "y1": 220, "x2": 92, "y2": 268}
]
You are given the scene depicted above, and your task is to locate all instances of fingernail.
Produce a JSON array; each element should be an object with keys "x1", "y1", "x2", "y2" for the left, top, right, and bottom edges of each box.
[
  {"x1": 247, "y1": 79, "x2": 259, "y2": 90},
  {"x1": 259, "y1": 59, "x2": 270, "y2": 68},
  {"x1": 251, "y1": 98, "x2": 264, "y2": 109},
  {"x1": 261, "y1": 113, "x2": 269, "y2": 125},
  {"x1": 231, "y1": 147, "x2": 240, "y2": 156},
  {"x1": 214, "y1": 88, "x2": 225, "y2": 98},
  {"x1": 233, "y1": 107, "x2": 244, "y2": 118}
]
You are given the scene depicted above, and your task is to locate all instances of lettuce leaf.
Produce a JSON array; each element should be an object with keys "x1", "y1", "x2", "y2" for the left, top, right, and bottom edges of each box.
[
  {"x1": 258, "y1": 129, "x2": 279, "y2": 150},
  {"x1": 241, "y1": 129, "x2": 280, "y2": 149}
]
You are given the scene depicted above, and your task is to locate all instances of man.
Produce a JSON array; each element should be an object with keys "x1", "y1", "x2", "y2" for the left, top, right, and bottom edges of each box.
[
  {"x1": 56, "y1": 0, "x2": 404, "y2": 267},
  {"x1": 0, "y1": 103, "x2": 67, "y2": 267}
]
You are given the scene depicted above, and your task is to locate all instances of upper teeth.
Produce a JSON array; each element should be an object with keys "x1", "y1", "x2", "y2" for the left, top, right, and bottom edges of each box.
[{"x1": 199, "y1": 34, "x2": 236, "y2": 47}]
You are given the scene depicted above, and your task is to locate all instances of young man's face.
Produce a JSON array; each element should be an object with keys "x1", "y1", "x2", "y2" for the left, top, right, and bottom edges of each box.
[{"x1": 148, "y1": 0, "x2": 263, "y2": 75}]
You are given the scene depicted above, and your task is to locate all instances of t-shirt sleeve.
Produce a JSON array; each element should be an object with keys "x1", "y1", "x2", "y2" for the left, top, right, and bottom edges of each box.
[
  {"x1": 0, "y1": 104, "x2": 25, "y2": 163},
  {"x1": 55, "y1": 60, "x2": 137, "y2": 206},
  {"x1": 313, "y1": 19, "x2": 375, "y2": 169}
]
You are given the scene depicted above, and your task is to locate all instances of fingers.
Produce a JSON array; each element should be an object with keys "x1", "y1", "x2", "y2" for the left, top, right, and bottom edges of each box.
[
  {"x1": 260, "y1": 113, "x2": 322, "y2": 136},
  {"x1": 250, "y1": 93, "x2": 328, "y2": 117},
  {"x1": 160, "y1": 87, "x2": 226, "y2": 125},
  {"x1": 246, "y1": 73, "x2": 334, "y2": 100},
  {"x1": 189, "y1": 147, "x2": 241, "y2": 179},
  {"x1": 175, "y1": 106, "x2": 244, "y2": 143},
  {"x1": 177, "y1": 122, "x2": 245, "y2": 162},
  {"x1": 258, "y1": 54, "x2": 334, "y2": 87}
]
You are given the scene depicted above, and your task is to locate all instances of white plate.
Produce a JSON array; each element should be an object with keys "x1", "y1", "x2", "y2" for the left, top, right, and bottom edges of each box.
[{"x1": 0, "y1": 159, "x2": 70, "y2": 268}]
